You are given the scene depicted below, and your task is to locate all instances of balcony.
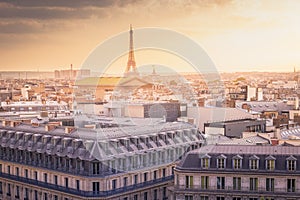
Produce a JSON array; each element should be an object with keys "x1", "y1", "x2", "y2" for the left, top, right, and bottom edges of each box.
[
  {"x1": 0, "y1": 172, "x2": 173, "y2": 197},
  {"x1": 174, "y1": 185, "x2": 300, "y2": 196}
]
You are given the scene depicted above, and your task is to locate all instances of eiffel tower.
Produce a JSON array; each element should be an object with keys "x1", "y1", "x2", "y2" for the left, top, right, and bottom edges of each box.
[{"x1": 124, "y1": 24, "x2": 139, "y2": 77}]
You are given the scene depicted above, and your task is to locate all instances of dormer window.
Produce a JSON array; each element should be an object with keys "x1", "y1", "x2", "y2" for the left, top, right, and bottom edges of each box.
[
  {"x1": 201, "y1": 154, "x2": 211, "y2": 169},
  {"x1": 233, "y1": 155, "x2": 243, "y2": 169},
  {"x1": 249, "y1": 155, "x2": 259, "y2": 170},
  {"x1": 287, "y1": 156, "x2": 297, "y2": 171},
  {"x1": 266, "y1": 155, "x2": 276, "y2": 170},
  {"x1": 217, "y1": 155, "x2": 226, "y2": 169}
]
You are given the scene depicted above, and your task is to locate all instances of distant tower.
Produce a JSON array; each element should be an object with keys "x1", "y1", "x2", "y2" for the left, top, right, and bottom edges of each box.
[
  {"x1": 70, "y1": 64, "x2": 73, "y2": 80},
  {"x1": 152, "y1": 65, "x2": 156, "y2": 75},
  {"x1": 125, "y1": 25, "x2": 139, "y2": 77}
]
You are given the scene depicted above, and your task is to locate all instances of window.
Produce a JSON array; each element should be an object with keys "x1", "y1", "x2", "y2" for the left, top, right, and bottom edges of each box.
[
  {"x1": 112, "y1": 179, "x2": 117, "y2": 190},
  {"x1": 0, "y1": 182, "x2": 2, "y2": 194},
  {"x1": 201, "y1": 155, "x2": 210, "y2": 169},
  {"x1": 65, "y1": 177, "x2": 69, "y2": 188},
  {"x1": 7, "y1": 166, "x2": 11, "y2": 174},
  {"x1": 34, "y1": 190, "x2": 38, "y2": 200},
  {"x1": 24, "y1": 169, "x2": 28, "y2": 178},
  {"x1": 76, "y1": 180, "x2": 80, "y2": 190},
  {"x1": 186, "y1": 176, "x2": 194, "y2": 188},
  {"x1": 15, "y1": 185, "x2": 20, "y2": 199},
  {"x1": 287, "y1": 178, "x2": 296, "y2": 192},
  {"x1": 144, "y1": 172, "x2": 148, "y2": 182},
  {"x1": 44, "y1": 193, "x2": 48, "y2": 200},
  {"x1": 266, "y1": 178, "x2": 274, "y2": 192},
  {"x1": 201, "y1": 176, "x2": 209, "y2": 189},
  {"x1": 44, "y1": 173, "x2": 48, "y2": 183},
  {"x1": 249, "y1": 156, "x2": 259, "y2": 170},
  {"x1": 216, "y1": 197, "x2": 225, "y2": 200},
  {"x1": 134, "y1": 195, "x2": 138, "y2": 200},
  {"x1": 0, "y1": 164, "x2": 2, "y2": 172},
  {"x1": 154, "y1": 170, "x2": 157, "y2": 180},
  {"x1": 233, "y1": 177, "x2": 241, "y2": 190},
  {"x1": 287, "y1": 160, "x2": 296, "y2": 171},
  {"x1": 16, "y1": 167, "x2": 19, "y2": 176},
  {"x1": 233, "y1": 198, "x2": 241, "y2": 200},
  {"x1": 144, "y1": 192, "x2": 148, "y2": 200},
  {"x1": 217, "y1": 155, "x2": 226, "y2": 169},
  {"x1": 266, "y1": 160, "x2": 275, "y2": 170},
  {"x1": 233, "y1": 157, "x2": 242, "y2": 169},
  {"x1": 266, "y1": 156, "x2": 276, "y2": 170},
  {"x1": 163, "y1": 187, "x2": 167, "y2": 198},
  {"x1": 54, "y1": 175, "x2": 58, "y2": 185},
  {"x1": 24, "y1": 188, "x2": 29, "y2": 200},
  {"x1": 92, "y1": 162, "x2": 100, "y2": 174},
  {"x1": 134, "y1": 174, "x2": 138, "y2": 184},
  {"x1": 53, "y1": 195, "x2": 58, "y2": 200},
  {"x1": 34, "y1": 171, "x2": 38, "y2": 180},
  {"x1": 92, "y1": 182, "x2": 100, "y2": 194},
  {"x1": 185, "y1": 195, "x2": 193, "y2": 200},
  {"x1": 250, "y1": 178, "x2": 258, "y2": 191},
  {"x1": 7, "y1": 183, "x2": 11, "y2": 196},
  {"x1": 123, "y1": 177, "x2": 128, "y2": 187},
  {"x1": 249, "y1": 198, "x2": 258, "y2": 200},
  {"x1": 162, "y1": 168, "x2": 166, "y2": 177},
  {"x1": 200, "y1": 196, "x2": 208, "y2": 200},
  {"x1": 217, "y1": 177, "x2": 225, "y2": 189},
  {"x1": 217, "y1": 158, "x2": 225, "y2": 169},
  {"x1": 154, "y1": 189, "x2": 158, "y2": 200}
]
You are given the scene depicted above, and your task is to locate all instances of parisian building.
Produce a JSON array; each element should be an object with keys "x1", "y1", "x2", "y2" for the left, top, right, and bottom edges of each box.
[
  {"x1": 171, "y1": 144, "x2": 300, "y2": 200},
  {"x1": 0, "y1": 119, "x2": 203, "y2": 200}
]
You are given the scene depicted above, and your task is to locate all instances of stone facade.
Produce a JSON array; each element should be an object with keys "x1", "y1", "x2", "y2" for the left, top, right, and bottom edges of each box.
[
  {"x1": 0, "y1": 119, "x2": 203, "y2": 199},
  {"x1": 170, "y1": 145, "x2": 300, "y2": 200}
]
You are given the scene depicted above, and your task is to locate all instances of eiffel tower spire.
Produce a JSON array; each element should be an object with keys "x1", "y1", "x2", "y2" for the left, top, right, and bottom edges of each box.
[{"x1": 125, "y1": 24, "x2": 139, "y2": 76}]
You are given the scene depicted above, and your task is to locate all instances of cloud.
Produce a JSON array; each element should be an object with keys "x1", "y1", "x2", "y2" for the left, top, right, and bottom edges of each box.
[
  {"x1": 0, "y1": 0, "x2": 233, "y2": 34},
  {"x1": 0, "y1": 0, "x2": 117, "y2": 8},
  {"x1": 0, "y1": 6, "x2": 108, "y2": 20},
  {"x1": 0, "y1": 21, "x2": 43, "y2": 34}
]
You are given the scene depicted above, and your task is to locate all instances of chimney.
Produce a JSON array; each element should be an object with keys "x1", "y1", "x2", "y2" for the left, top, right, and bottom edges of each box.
[
  {"x1": 65, "y1": 126, "x2": 75, "y2": 134},
  {"x1": 2, "y1": 120, "x2": 10, "y2": 127},
  {"x1": 10, "y1": 121, "x2": 21, "y2": 127},
  {"x1": 31, "y1": 122, "x2": 39, "y2": 127},
  {"x1": 45, "y1": 124, "x2": 57, "y2": 132},
  {"x1": 274, "y1": 128, "x2": 281, "y2": 139},
  {"x1": 270, "y1": 139, "x2": 279, "y2": 146}
]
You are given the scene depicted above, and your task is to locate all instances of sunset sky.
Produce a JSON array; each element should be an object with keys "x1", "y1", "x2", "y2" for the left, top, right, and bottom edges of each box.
[{"x1": 1, "y1": 0, "x2": 300, "y2": 72}]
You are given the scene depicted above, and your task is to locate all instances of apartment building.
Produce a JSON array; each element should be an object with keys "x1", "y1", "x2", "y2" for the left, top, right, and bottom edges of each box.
[
  {"x1": 0, "y1": 119, "x2": 203, "y2": 200},
  {"x1": 171, "y1": 145, "x2": 300, "y2": 200}
]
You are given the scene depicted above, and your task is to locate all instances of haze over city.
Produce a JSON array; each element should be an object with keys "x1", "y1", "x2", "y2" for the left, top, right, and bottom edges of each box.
[
  {"x1": 1, "y1": 0, "x2": 300, "y2": 72},
  {"x1": 3, "y1": 1, "x2": 300, "y2": 200}
]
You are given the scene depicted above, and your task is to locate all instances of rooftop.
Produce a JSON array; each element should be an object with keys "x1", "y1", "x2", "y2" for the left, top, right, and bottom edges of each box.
[
  {"x1": 190, "y1": 144, "x2": 300, "y2": 155},
  {"x1": 1, "y1": 100, "x2": 68, "y2": 107},
  {"x1": 236, "y1": 101, "x2": 294, "y2": 113},
  {"x1": 75, "y1": 77, "x2": 121, "y2": 86}
]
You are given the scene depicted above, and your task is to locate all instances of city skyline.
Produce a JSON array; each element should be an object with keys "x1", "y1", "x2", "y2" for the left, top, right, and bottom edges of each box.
[{"x1": 1, "y1": 0, "x2": 300, "y2": 72}]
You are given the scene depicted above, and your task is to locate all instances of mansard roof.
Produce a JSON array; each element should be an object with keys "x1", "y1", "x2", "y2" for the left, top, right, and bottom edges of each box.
[
  {"x1": 0, "y1": 120, "x2": 203, "y2": 162},
  {"x1": 177, "y1": 145, "x2": 300, "y2": 171}
]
